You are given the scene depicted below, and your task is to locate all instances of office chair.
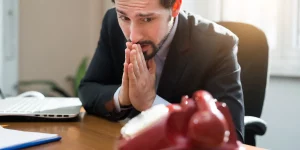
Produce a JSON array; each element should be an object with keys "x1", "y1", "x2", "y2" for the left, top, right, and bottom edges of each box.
[{"x1": 217, "y1": 21, "x2": 269, "y2": 146}]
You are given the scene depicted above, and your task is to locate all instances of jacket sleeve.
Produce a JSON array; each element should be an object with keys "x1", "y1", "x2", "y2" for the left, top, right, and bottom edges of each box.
[
  {"x1": 204, "y1": 34, "x2": 245, "y2": 142},
  {"x1": 78, "y1": 9, "x2": 131, "y2": 121}
]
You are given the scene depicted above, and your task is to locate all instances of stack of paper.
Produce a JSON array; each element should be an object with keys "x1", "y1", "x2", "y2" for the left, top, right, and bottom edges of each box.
[{"x1": 0, "y1": 126, "x2": 61, "y2": 150}]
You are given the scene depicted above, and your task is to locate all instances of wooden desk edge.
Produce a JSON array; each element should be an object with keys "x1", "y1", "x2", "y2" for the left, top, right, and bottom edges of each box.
[
  {"x1": 79, "y1": 108, "x2": 264, "y2": 150},
  {"x1": 0, "y1": 108, "x2": 265, "y2": 150}
]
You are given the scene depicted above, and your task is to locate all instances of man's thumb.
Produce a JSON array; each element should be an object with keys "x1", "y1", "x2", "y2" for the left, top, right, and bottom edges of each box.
[{"x1": 147, "y1": 58, "x2": 156, "y2": 74}]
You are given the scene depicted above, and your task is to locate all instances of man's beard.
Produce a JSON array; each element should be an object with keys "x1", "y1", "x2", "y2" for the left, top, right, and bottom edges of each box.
[{"x1": 127, "y1": 33, "x2": 170, "y2": 60}]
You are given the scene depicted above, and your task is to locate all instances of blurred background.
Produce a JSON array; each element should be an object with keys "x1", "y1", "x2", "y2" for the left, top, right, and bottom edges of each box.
[{"x1": 0, "y1": 0, "x2": 299, "y2": 149}]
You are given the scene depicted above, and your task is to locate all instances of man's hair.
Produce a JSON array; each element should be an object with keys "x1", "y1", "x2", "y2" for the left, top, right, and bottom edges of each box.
[{"x1": 111, "y1": 0, "x2": 176, "y2": 9}]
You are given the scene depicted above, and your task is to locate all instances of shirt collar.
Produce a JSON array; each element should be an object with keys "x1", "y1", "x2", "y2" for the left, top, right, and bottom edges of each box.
[{"x1": 156, "y1": 16, "x2": 179, "y2": 59}]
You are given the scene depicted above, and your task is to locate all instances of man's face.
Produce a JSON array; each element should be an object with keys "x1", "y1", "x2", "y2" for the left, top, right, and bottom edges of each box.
[{"x1": 115, "y1": 0, "x2": 174, "y2": 60}]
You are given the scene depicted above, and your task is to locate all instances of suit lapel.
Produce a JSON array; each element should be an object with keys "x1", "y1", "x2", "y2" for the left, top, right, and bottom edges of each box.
[{"x1": 157, "y1": 11, "x2": 191, "y2": 100}]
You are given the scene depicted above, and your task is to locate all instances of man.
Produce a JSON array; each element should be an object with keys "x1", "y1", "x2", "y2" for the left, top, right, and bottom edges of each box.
[{"x1": 79, "y1": 0, "x2": 245, "y2": 142}]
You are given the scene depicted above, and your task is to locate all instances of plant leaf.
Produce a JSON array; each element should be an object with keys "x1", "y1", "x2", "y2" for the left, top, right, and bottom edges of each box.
[{"x1": 74, "y1": 56, "x2": 88, "y2": 96}]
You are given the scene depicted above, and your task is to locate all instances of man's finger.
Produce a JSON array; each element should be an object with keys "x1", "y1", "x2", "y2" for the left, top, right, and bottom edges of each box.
[
  {"x1": 133, "y1": 44, "x2": 145, "y2": 72},
  {"x1": 125, "y1": 48, "x2": 130, "y2": 64},
  {"x1": 137, "y1": 44, "x2": 147, "y2": 69},
  {"x1": 126, "y1": 42, "x2": 132, "y2": 49},
  {"x1": 122, "y1": 63, "x2": 129, "y2": 94},
  {"x1": 123, "y1": 63, "x2": 129, "y2": 82},
  {"x1": 130, "y1": 50, "x2": 140, "y2": 78},
  {"x1": 147, "y1": 58, "x2": 156, "y2": 75},
  {"x1": 120, "y1": 63, "x2": 130, "y2": 106},
  {"x1": 128, "y1": 63, "x2": 137, "y2": 85}
]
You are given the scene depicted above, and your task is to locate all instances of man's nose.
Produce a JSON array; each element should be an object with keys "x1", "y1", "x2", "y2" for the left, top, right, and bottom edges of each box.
[{"x1": 129, "y1": 25, "x2": 143, "y2": 44}]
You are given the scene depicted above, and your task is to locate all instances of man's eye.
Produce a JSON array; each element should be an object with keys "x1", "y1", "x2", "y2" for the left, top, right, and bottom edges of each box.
[
  {"x1": 119, "y1": 16, "x2": 130, "y2": 21},
  {"x1": 142, "y1": 18, "x2": 153, "y2": 22}
]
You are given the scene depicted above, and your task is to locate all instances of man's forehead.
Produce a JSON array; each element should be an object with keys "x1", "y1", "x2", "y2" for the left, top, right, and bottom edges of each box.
[
  {"x1": 115, "y1": 0, "x2": 164, "y2": 12},
  {"x1": 115, "y1": 0, "x2": 168, "y2": 17},
  {"x1": 116, "y1": 0, "x2": 152, "y2": 6}
]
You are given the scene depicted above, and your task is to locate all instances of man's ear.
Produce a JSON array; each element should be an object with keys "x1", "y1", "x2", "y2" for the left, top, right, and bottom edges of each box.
[{"x1": 172, "y1": 0, "x2": 182, "y2": 17}]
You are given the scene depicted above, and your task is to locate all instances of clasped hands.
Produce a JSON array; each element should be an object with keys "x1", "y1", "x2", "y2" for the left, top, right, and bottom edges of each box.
[{"x1": 118, "y1": 42, "x2": 156, "y2": 111}]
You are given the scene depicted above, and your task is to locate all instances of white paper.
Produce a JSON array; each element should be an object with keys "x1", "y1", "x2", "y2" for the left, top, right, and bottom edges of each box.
[
  {"x1": 0, "y1": 127, "x2": 59, "y2": 149},
  {"x1": 121, "y1": 104, "x2": 169, "y2": 139}
]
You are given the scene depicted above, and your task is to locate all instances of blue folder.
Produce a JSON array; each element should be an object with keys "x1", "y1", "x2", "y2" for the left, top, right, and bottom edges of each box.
[{"x1": 1, "y1": 136, "x2": 61, "y2": 150}]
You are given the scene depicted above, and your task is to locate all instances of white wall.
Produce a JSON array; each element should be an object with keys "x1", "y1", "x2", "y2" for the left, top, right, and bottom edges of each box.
[
  {"x1": 102, "y1": 0, "x2": 114, "y2": 13},
  {"x1": 181, "y1": 0, "x2": 222, "y2": 21},
  {"x1": 257, "y1": 77, "x2": 300, "y2": 149},
  {"x1": 19, "y1": 0, "x2": 103, "y2": 96},
  {"x1": 0, "y1": 0, "x2": 3, "y2": 90}
]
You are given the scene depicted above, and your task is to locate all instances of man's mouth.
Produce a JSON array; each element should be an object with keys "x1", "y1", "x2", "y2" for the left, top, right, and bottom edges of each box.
[{"x1": 140, "y1": 44, "x2": 150, "y2": 52}]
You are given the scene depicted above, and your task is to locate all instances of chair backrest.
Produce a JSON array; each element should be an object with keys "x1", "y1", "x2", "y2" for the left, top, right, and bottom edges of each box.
[{"x1": 217, "y1": 22, "x2": 269, "y2": 118}]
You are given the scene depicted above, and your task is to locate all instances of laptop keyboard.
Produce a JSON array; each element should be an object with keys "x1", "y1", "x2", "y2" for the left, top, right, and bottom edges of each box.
[
  {"x1": 0, "y1": 98, "x2": 48, "y2": 113},
  {"x1": 0, "y1": 97, "x2": 82, "y2": 119}
]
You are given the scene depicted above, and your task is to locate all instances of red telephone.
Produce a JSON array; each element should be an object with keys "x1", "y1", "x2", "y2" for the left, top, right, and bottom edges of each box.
[{"x1": 117, "y1": 90, "x2": 244, "y2": 150}]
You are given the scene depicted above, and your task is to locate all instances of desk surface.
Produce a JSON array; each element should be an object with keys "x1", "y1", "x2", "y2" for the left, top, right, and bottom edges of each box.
[{"x1": 1, "y1": 112, "x2": 264, "y2": 150}]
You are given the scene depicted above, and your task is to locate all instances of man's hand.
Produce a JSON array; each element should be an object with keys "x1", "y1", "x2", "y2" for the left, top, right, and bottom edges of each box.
[
  {"x1": 118, "y1": 42, "x2": 132, "y2": 106},
  {"x1": 128, "y1": 44, "x2": 156, "y2": 111}
]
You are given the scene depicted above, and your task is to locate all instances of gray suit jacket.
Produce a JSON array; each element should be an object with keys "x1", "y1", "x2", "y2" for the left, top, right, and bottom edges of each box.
[{"x1": 79, "y1": 8, "x2": 245, "y2": 142}]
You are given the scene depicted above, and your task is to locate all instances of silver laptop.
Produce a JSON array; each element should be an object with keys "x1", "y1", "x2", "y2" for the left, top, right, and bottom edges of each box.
[{"x1": 0, "y1": 91, "x2": 82, "y2": 119}]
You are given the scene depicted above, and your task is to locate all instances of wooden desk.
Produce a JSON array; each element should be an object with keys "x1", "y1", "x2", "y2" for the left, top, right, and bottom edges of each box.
[{"x1": 1, "y1": 112, "x2": 264, "y2": 150}]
